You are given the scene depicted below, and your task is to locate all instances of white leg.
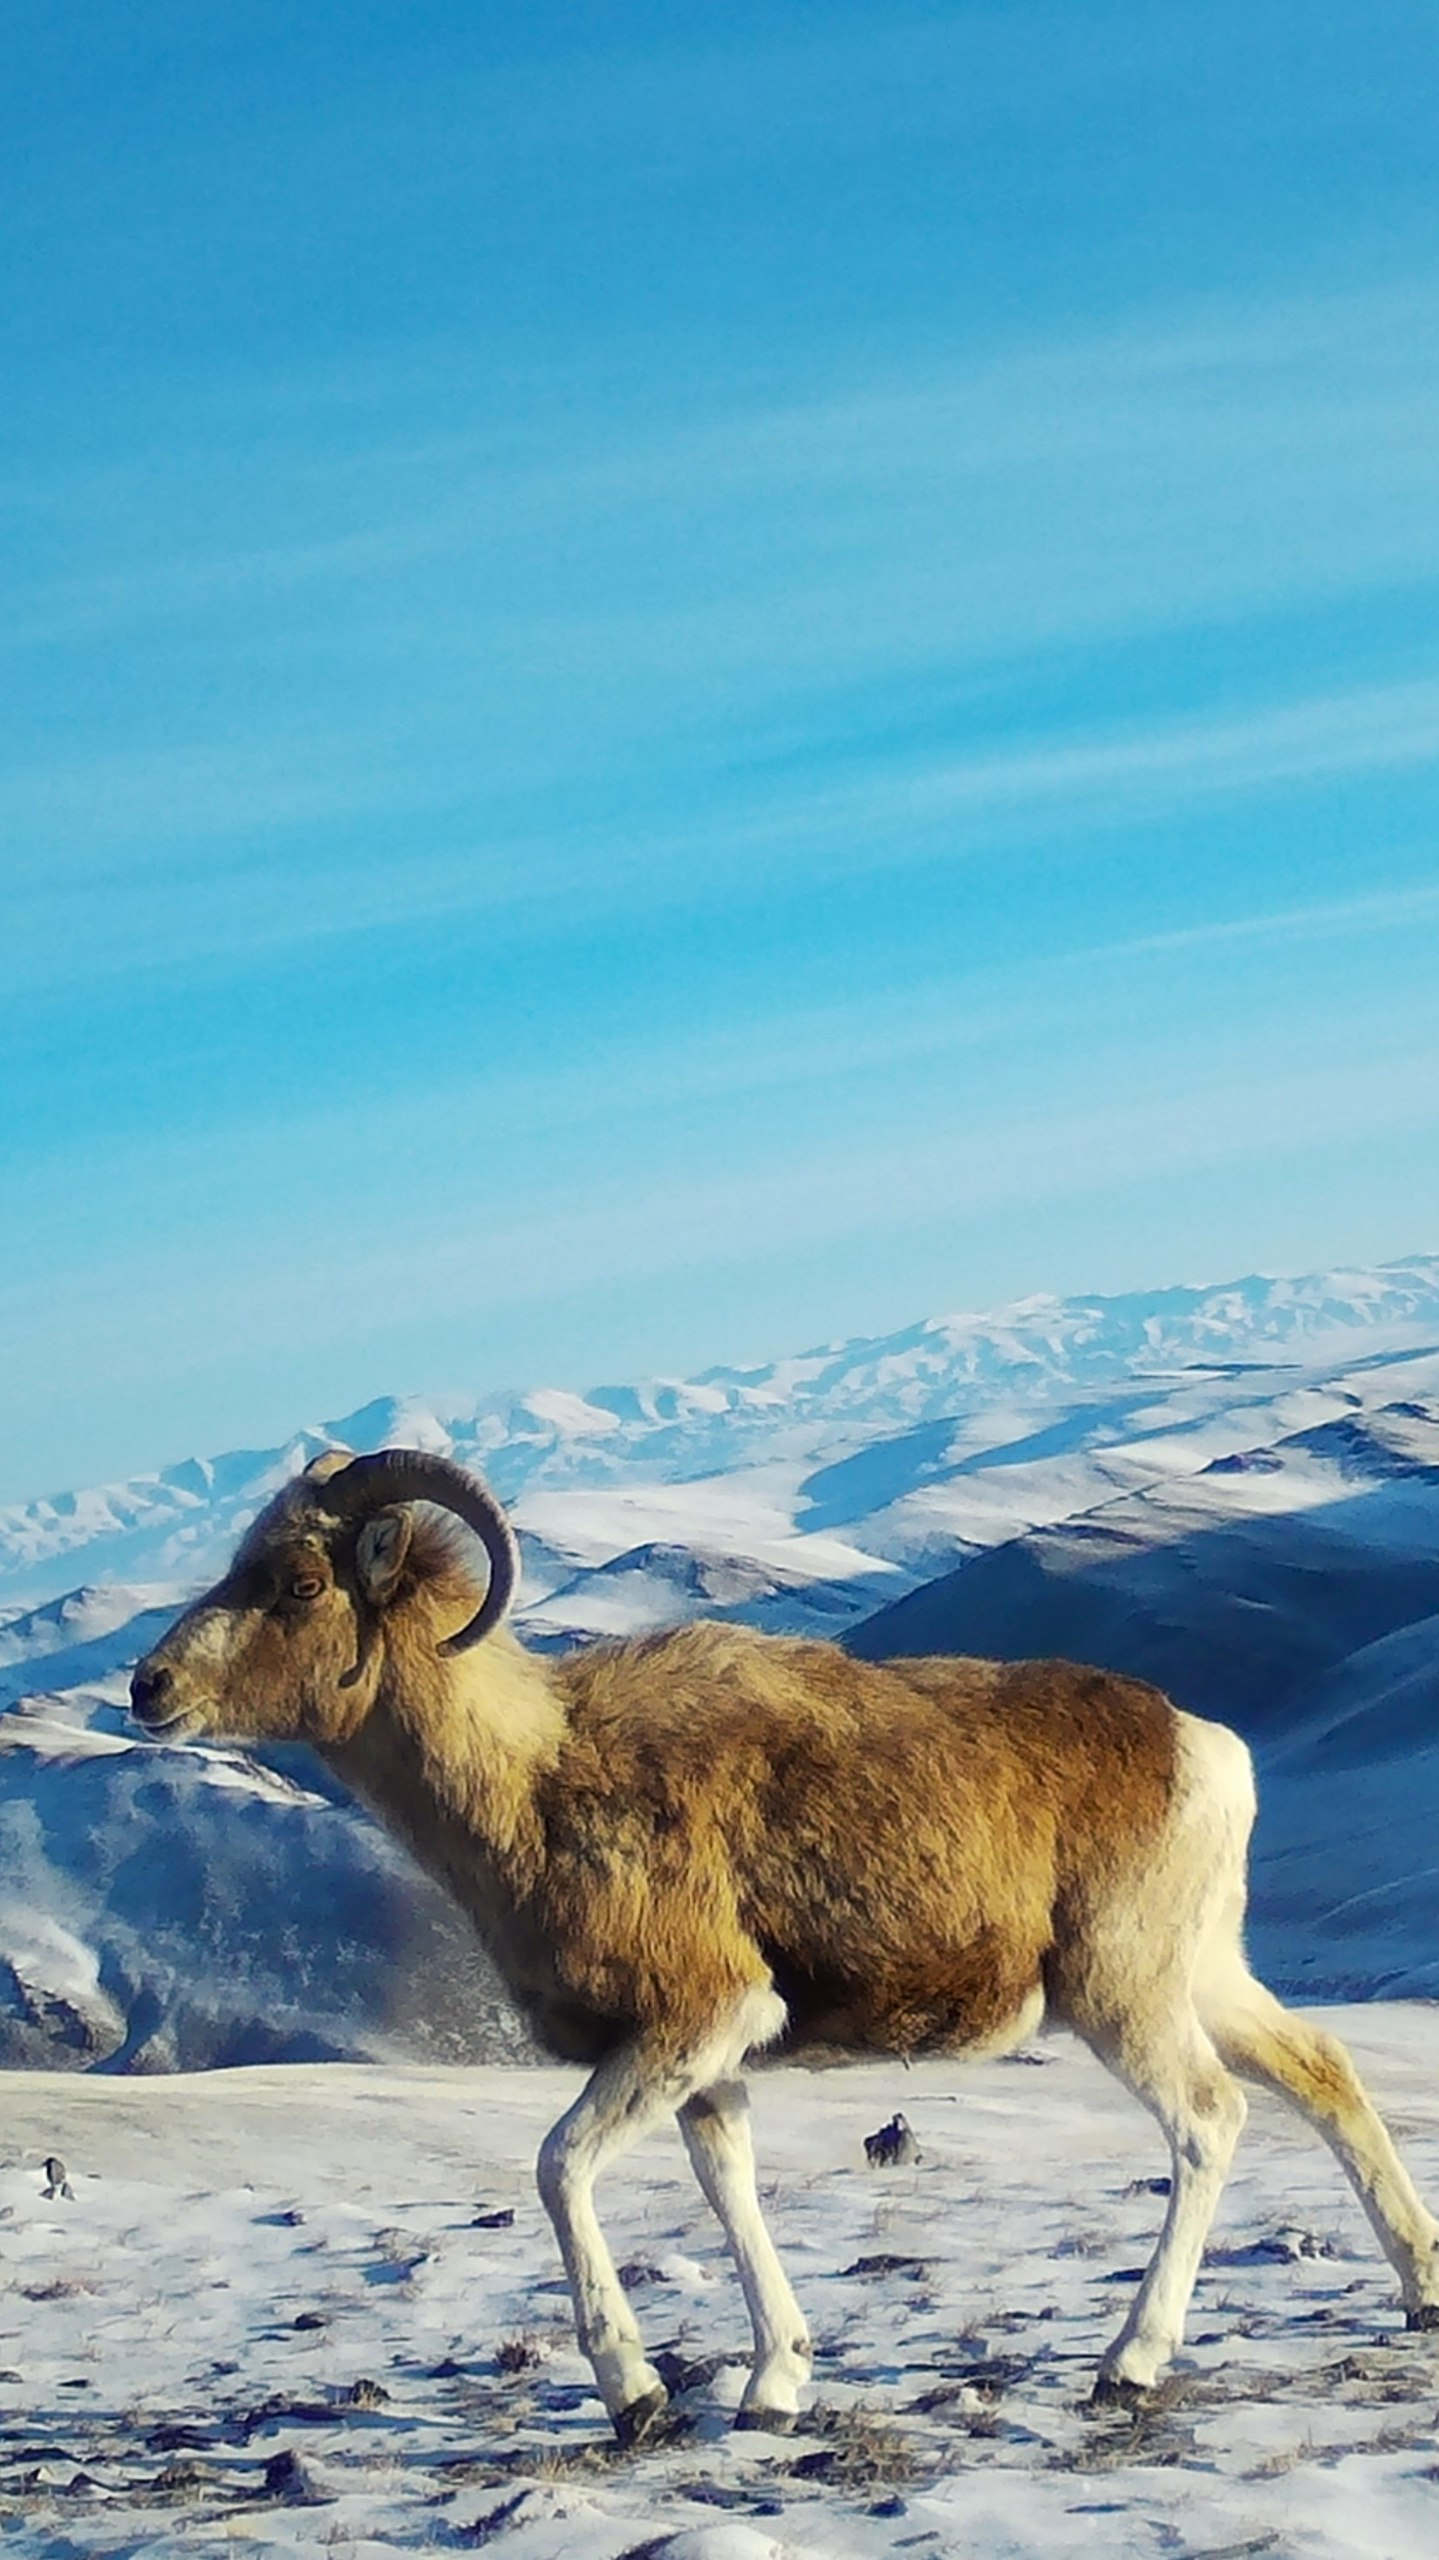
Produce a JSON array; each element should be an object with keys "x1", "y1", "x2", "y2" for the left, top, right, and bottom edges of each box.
[
  {"x1": 1203, "y1": 1967, "x2": 1439, "y2": 2321},
  {"x1": 1091, "y1": 2009, "x2": 1247, "y2": 2398},
  {"x1": 678, "y1": 2078, "x2": 812, "y2": 2429},
  {"x1": 536, "y1": 1985, "x2": 785, "y2": 2441}
]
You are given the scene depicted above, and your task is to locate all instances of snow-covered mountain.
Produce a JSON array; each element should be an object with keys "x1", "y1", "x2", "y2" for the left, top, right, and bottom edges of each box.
[
  {"x1": 6, "y1": 1254, "x2": 1439, "y2": 1616},
  {"x1": 4, "y1": 1254, "x2": 1439, "y2": 2070},
  {"x1": 0, "y1": 1692, "x2": 532, "y2": 2074}
]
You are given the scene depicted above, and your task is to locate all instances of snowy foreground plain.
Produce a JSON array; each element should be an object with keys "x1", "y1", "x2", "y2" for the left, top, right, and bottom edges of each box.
[{"x1": 4, "y1": 2011, "x2": 1439, "y2": 2560}]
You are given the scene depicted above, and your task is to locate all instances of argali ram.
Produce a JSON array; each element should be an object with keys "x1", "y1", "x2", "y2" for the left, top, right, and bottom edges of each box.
[{"x1": 130, "y1": 1448, "x2": 1439, "y2": 2440}]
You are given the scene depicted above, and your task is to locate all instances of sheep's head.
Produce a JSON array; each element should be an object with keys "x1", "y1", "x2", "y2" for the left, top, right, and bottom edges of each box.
[{"x1": 128, "y1": 1449, "x2": 520, "y2": 1748}]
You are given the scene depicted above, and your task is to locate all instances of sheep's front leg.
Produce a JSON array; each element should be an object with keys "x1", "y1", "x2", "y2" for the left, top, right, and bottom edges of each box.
[
  {"x1": 536, "y1": 1987, "x2": 787, "y2": 2443},
  {"x1": 536, "y1": 2053, "x2": 671, "y2": 2441},
  {"x1": 679, "y1": 2079, "x2": 811, "y2": 2429}
]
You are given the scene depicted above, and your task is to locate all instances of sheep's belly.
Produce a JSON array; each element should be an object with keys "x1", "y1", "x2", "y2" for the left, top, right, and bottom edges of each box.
[{"x1": 765, "y1": 1942, "x2": 1046, "y2": 2062}]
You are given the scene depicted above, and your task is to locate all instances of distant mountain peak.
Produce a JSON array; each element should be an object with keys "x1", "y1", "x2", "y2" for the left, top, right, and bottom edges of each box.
[{"x1": 3, "y1": 1254, "x2": 1438, "y2": 1615}]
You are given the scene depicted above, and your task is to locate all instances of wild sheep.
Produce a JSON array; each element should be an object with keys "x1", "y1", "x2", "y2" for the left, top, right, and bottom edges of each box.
[{"x1": 129, "y1": 1447, "x2": 1439, "y2": 2440}]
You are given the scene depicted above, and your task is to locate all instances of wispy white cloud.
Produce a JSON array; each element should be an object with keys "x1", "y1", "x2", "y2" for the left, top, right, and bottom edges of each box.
[
  {"x1": 7, "y1": 1006, "x2": 1437, "y2": 1398},
  {"x1": 0, "y1": 737, "x2": 458, "y2": 873},
  {"x1": 8, "y1": 2, "x2": 1439, "y2": 1496},
  {"x1": 8, "y1": 664, "x2": 1439, "y2": 997},
  {"x1": 6, "y1": 265, "x2": 1439, "y2": 1012},
  {"x1": 9, "y1": 663, "x2": 1438, "y2": 869},
  {"x1": 1076, "y1": 880, "x2": 1439, "y2": 968},
  {"x1": 11, "y1": 274, "x2": 1439, "y2": 678},
  {"x1": 806, "y1": 676, "x2": 1439, "y2": 844}
]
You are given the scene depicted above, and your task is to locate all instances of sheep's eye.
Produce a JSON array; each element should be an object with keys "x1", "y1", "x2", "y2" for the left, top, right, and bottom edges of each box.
[{"x1": 289, "y1": 1572, "x2": 326, "y2": 1603}]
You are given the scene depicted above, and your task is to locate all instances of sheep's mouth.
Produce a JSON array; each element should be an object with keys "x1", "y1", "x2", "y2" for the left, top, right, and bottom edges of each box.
[{"x1": 129, "y1": 1701, "x2": 207, "y2": 1742}]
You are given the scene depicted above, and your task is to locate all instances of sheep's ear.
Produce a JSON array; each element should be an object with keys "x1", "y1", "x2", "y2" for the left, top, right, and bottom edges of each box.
[{"x1": 355, "y1": 1507, "x2": 414, "y2": 1606}]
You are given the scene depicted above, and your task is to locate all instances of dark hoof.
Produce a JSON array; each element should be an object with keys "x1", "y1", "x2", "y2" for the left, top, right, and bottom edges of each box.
[
  {"x1": 612, "y1": 2386, "x2": 669, "y2": 2448},
  {"x1": 1088, "y1": 2373, "x2": 1148, "y2": 2412},
  {"x1": 1405, "y1": 2304, "x2": 1439, "y2": 2332},
  {"x1": 733, "y1": 2406, "x2": 798, "y2": 2435}
]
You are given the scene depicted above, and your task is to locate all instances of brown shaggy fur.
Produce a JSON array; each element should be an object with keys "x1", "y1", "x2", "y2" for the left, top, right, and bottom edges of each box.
[
  {"x1": 162, "y1": 1480, "x2": 1177, "y2": 2071},
  {"x1": 527, "y1": 1633, "x2": 1175, "y2": 2064}
]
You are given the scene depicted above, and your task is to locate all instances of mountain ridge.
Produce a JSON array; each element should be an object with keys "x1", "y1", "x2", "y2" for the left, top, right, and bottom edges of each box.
[{"x1": 5, "y1": 1254, "x2": 1438, "y2": 1613}]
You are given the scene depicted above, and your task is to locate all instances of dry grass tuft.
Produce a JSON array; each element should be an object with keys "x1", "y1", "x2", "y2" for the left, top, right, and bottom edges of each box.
[{"x1": 787, "y1": 2401, "x2": 924, "y2": 2488}]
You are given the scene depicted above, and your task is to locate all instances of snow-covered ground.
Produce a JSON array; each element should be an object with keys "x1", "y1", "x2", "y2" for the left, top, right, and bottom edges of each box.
[{"x1": 2, "y1": 2009, "x2": 1438, "y2": 2557}]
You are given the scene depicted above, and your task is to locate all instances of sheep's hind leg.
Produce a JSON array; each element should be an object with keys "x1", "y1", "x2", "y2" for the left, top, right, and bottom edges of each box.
[
  {"x1": 536, "y1": 1985, "x2": 786, "y2": 2443},
  {"x1": 1201, "y1": 1966, "x2": 1439, "y2": 2325},
  {"x1": 1081, "y1": 2001, "x2": 1247, "y2": 2402},
  {"x1": 679, "y1": 2079, "x2": 812, "y2": 2430}
]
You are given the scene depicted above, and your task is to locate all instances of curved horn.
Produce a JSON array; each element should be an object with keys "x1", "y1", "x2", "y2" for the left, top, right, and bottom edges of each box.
[{"x1": 313, "y1": 1450, "x2": 520, "y2": 1653}]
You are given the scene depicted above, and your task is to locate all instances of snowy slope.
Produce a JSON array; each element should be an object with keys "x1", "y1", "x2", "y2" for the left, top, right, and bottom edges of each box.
[
  {"x1": 0, "y1": 1698, "x2": 533, "y2": 2074},
  {"x1": 0, "y1": 1590, "x2": 533, "y2": 2073}
]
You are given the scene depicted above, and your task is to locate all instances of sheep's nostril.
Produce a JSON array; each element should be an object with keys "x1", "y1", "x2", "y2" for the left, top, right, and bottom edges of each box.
[{"x1": 129, "y1": 1663, "x2": 173, "y2": 1722}]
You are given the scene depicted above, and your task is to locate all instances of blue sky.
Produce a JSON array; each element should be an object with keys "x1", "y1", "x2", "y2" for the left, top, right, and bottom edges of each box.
[{"x1": 6, "y1": 0, "x2": 1439, "y2": 1499}]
